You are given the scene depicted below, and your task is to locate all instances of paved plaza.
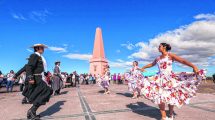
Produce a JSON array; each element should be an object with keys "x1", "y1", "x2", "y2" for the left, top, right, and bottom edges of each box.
[{"x1": 0, "y1": 84, "x2": 215, "y2": 120}]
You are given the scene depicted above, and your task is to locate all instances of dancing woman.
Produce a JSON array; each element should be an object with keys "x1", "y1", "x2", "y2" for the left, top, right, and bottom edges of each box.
[
  {"x1": 139, "y1": 43, "x2": 205, "y2": 120},
  {"x1": 99, "y1": 65, "x2": 111, "y2": 94},
  {"x1": 126, "y1": 61, "x2": 144, "y2": 99}
]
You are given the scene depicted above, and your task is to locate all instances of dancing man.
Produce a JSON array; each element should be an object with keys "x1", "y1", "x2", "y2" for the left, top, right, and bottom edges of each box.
[
  {"x1": 52, "y1": 61, "x2": 63, "y2": 95},
  {"x1": 23, "y1": 44, "x2": 53, "y2": 120}
]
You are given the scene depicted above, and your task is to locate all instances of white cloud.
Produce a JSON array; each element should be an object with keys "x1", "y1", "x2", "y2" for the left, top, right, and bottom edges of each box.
[
  {"x1": 29, "y1": 9, "x2": 52, "y2": 23},
  {"x1": 121, "y1": 41, "x2": 135, "y2": 50},
  {"x1": 26, "y1": 49, "x2": 33, "y2": 53},
  {"x1": 63, "y1": 53, "x2": 92, "y2": 61},
  {"x1": 11, "y1": 13, "x2": 27, "y2": 21},
  {"x1": 11, "y1": 9, "x2": 51, "y2": 23},
  {"x1": 116, "y1": 59, "x2": 124, "y2": 62},
  {"x1": 63, "y1": 44, "x2": 68, "y2": 47},
  {"x1": 208, "y1": 57, "x2": 215, "y2": 66},
  {"x1": 129, "y1": 13, "x2": 215, "y2": 67},
  {"x1": 109, "y1": 59, "x2": 132, "y2": 68},
  {"x1": 116, "y1": 49, "x2": 121, "y2": 53},
  {"x1": 109, "y1": 59, "x2": 150, "y2": 69},
  {"x1": 48, "y1": 46, "x2": 67, "y2": 53},
  {"x1": 194, "y1": 13, "x2": 215, "y2": 20}
]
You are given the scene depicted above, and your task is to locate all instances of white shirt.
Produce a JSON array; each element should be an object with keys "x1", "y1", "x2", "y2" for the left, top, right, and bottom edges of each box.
[
  {"x1": 35, "y1": 52, "x2": 48, "y2": 85},
  {"x1": 0, "y1": 74, "x2": 4, "y2": 80},
  {"x1": 35, "y1": 52, "x2": 47, "y2": 71},
  {"x1": 7, "y1": 73, "x2": 14, "y2": 81},
  {"x1": 72, "y1": 74, "x2": 76, "y2": 79}
]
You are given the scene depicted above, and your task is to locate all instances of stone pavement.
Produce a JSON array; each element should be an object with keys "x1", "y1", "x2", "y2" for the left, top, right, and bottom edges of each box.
[{"x1": 0, "y1": 84, "x2": 215, "y2": 120}]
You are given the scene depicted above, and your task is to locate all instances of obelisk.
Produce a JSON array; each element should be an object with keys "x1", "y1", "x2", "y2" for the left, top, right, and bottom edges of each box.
[{"x1": 89, "y1": 27, "x2": 108, "y2": 76}]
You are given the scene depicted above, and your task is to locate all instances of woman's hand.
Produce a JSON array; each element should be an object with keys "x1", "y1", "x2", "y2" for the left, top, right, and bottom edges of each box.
[
  {"x1": 193, "y1": 66, "x2": 199, "y2": 74},
  {"x1": 137, "y1": 68, "x2": 141, "y2": 71},
  {"x1": 139, "y1": 68, "x2": 146, "y2": 72}
]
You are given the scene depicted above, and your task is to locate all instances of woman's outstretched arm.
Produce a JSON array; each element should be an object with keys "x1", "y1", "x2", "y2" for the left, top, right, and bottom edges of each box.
[
  {"x1": 169, "y1": 53, "x2": 199, "y2": 73},
  {"x1": 139, "y1": 59, "x2": 157, "y2": 72}
]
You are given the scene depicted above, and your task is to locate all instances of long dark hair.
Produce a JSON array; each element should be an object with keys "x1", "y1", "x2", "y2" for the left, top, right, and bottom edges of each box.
[
  {"x1": 161, "y1": 43, "x2": 171, "y2": 51},
  {"x1": 10, "y1": 70, "x2": 14, "y2": 74},
  {"x1": 133, "y1": 61, "x2": 138, "y2": 66},
  {"x1": 106, "y1": 65, "x2": 110, "y2": 68}
]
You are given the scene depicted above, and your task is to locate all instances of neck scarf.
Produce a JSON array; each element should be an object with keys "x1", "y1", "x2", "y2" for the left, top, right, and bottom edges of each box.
[{"x1": 35, "y1": 52, "x2": 47, "y2": 72}]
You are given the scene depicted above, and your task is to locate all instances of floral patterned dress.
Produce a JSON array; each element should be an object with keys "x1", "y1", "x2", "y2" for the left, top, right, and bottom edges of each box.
[
  {"x1": 141, "y1": 54, "x2": 205, "y2": 108},
  {"x1": 125, "y1": 66, "x2": 144, "y2": 93},
  {"x1": 98, "y1": 70, "x2": 110, "y2": 89}
]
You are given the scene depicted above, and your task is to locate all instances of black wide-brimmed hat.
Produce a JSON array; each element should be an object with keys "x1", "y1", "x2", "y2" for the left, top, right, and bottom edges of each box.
[
  {"x1": 55, "y1": 61, "x2": 61, "y2": 64},
  {"x1": 31, "y1": 44, "x2": 48, "y2": 48}
]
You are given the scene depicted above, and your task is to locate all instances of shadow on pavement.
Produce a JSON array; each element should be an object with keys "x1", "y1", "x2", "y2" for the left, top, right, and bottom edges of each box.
[
  {"x1": 60, "y1": 91, "x2": 68, "y2": 95},
  {"x1": 126, "y1": 102, "x2": 161, "y2": 120},
  {"x1": 116, "y1": 92, "x2": 133, "y2": 97},
  {"x1": 40, "y1": 100, "x2": 66, "y2": 117},
  {"x1": 98, "y1": 90, "x2": 105, "y2": 93}
]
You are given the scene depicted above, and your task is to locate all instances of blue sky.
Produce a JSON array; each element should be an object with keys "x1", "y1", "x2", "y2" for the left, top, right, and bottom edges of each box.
[{"x1": 0, "y1": 0, "x2": 215, "y2": 76}]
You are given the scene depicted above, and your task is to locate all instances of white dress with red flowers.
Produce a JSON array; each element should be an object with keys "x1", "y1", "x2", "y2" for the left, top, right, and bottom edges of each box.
[
  {"x1": 125, "y1": 66, "x2": 144, "y2": 93},
  {"x1": 141, "y1": 54, "x2": 205, "y2": 108},
  {"x1": 98, "y1": 70, "x2": 110, "y2": 89}
]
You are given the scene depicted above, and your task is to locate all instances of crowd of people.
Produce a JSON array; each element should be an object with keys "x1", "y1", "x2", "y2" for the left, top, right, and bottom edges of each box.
[{"x1": 0, "y1": 70, "x2": 128, "y2": 93}]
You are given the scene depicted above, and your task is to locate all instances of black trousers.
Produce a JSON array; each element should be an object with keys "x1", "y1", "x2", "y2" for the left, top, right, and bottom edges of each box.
[
  {"x1": 85, "y1": 79, "x2": 89, "y2": 85},
  {"x1": 20, "y1": 84, "x2": 25, "y2": 91},
  {"x1": 55, "y1": 89, "x2": 61, "y2": 94},
  {"x1": 213, "y1": 75, "x2": 215, "y2": 83}
]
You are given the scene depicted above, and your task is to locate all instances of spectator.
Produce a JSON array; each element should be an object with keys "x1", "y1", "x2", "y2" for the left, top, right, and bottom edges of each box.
[
  {"x1": 66, "y1": 74, "x2": 73, "y2": 87},
  {"x1": 213, "y1": 73, "x2": 215, "y2": 83},
  {"x1": 72, "y1": 72, "x2": 76, "y2": 86},
  {"x1": 75, "y1": 72, "x2": 80, "y2": 85},
  {"x1": 72, "y1": 71, "x2": 79, "y2": 87},
  {"x1": 19, "y1": 72, "x2": 26, "y2": 92},
  {"x1": 79, "y1": 74, "x2": 84, "y2": 84},
  {"x1": 71, "y1": 71, "x2": 79, "y2": 87},
  {"x1": 93, "y1": 74, "x2": 96, "y2": 84},
  {"x1": 61, "y1": 72, "x2": 67, "y2": 88},
  {"x1": 6, "y1": 70, "x2": 15, "y2": 92},
  {"x1": 117, "y1": 73, "x2": 122, "y2": 84},
  {"x1": 89, "y1": 74, "x2": 93, "y2": 84},
  {"x1": 121, "y1": 74, "x2": 125, "y2": 84},
  {"x1": 0, "y1": 71, "x2": 4, "y2": 87},
  {"x1": 113, "y1": 73, "x2": 117, "y2": 84},
  {"x1": 85, "y1": 74, "x2": 89, "y2": 85},
  {"x1": 45, "y1": 71, "x2": 52, "y2": 85}
]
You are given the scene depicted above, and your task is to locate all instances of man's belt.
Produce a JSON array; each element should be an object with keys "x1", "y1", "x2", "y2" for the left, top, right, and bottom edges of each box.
[{"x1": 33, "y1": 74, "x2": 42, "y2": 76}]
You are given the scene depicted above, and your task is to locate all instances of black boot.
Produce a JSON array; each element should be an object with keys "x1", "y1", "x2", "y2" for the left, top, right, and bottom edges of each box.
[
  {"x1": 27, "y1": 105, "x2": 40, "y2": 120},
  {"x1": 22, "y1": 97, "x2": 29, "y2": 104},
  {"x1": 54, "y1": 91, "x2": 58, "y2": 96},
  {"x1": 56, "y1": 89, "x2": 61, "y2": 95}
]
